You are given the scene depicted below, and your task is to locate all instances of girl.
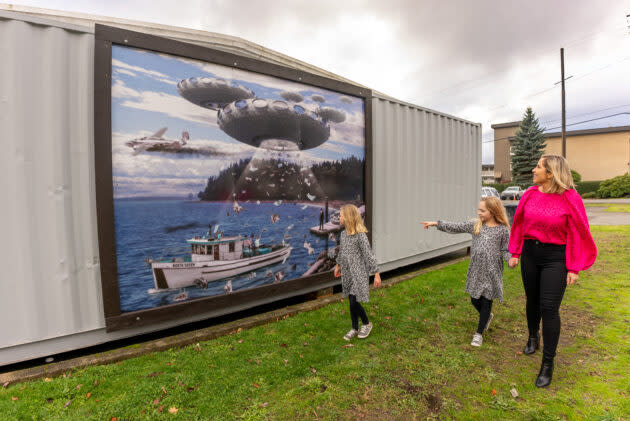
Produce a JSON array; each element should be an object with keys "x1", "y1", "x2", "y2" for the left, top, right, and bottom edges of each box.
[
  {"x1": 508, "y1": 155, "x2": 596, "y2": 388},
  {"x1": 422, "y1": 196, "x2": 511, "y2": 347},
  {"x1": 334, "y1": 204, "x2": 382, "y2": 340}
]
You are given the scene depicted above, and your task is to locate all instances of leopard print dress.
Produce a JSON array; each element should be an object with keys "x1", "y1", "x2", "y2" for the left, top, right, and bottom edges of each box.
[
  {"x1": 437, "y1": 220, "x2": 511, "y2": 302},
  {"x1": 337, "y1": 231, "x2": 379, "y2": 303}
]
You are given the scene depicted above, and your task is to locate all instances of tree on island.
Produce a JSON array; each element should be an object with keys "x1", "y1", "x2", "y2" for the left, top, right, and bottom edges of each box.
[{"x1": 511, "y1": 107, "x2": 547, "y2": 186}]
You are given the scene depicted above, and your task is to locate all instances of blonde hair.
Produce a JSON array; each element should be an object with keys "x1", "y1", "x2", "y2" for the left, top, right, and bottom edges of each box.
[
  {"x1": 340, "y1": 204, "x2": 368, "y2": 235},
  {"x1": 540, "y1": 154, "x2": 574, "y2": 194},
  {"x1": 473, "y1": 196, "x2": 510, "y2": 235}
]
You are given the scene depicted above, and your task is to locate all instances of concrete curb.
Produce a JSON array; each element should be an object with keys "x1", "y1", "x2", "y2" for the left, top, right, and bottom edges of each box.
[{"x1": 0, "y1": 255, "x2": 468, "y2": 386}]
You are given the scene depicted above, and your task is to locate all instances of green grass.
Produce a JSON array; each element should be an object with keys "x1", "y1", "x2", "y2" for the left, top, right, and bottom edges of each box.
[
  {"x1": 2, "y1": 227, "x2": 629, "y2": 420},
  {"x1": 585, "y1": 203, "x2": 630, "y2": 213}
]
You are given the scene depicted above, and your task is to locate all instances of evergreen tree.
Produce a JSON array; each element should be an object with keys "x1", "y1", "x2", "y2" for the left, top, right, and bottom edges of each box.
[{"x1": 511, "y1": 107, "x2": 546, "y2": 186}]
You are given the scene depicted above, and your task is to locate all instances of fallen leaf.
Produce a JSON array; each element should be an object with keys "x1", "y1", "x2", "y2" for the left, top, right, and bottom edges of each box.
[
  {"x1": 310, "y1": 366, "x2": 317, "y2": 374},
  {"x1": 166, "y1": 362, "x2": 172, "y2": 366},
  {"x1": 153, "y1": 398, "x2": 161, "y2": 405},
  {"x1": 64, "y1": 400, "x2": 71, "y2": 407},
  {"x1": 510, "y1": 388, "x2": 519, "y2": 398},
  {"x1": 421, "y1": 298, "x2": 425, "y2": 303},
  {"x1": 283, "y1": 359, "x2": 288, "y2": 364},
  {"x1": 158, "y1": 405, "x2": 164, "y2": 413},
  {"x1": 280, "y1": 343, "x2": 288, "y2": 347},
  {"x1": 76, "y1": 384, "x2": 82, "y2": 390},
  {"x1": 256, "y1": 360, "x2": 261, "y2": 365},
  {"x1": 86, "y1": 392, "x2": 92, "y2": 399},
  {"x1": 260, "y1": 402, "x2": 269, "y2": 408},
  {"x1": 11, "y1": 396, "x2": 18, "y2": 401},
  {"x1": 491, "y1": 389, "x2": 497, "y2": 395},
  {"x1": 169, "y1": 407, "x2": 178, "y2": 414},
  {"x1": 93, "y1": 380, "x2": 99, "y2": 387},
  {"x1": 238, "y1": 339, "x2": 244, "y2": 343},
  {"x1": 178, "y1": 381, "x2": 183, "y2": 387},
  {"x1": 237, "y1": 328, "x2": 242, "y2": 333},
  {"x1": 44, "y1": 378, "x2": 52, "y2": 382},
  {"x1": 146, "y1": 372, "x2": 162, "y2": 378},
  {"x1": 253, "y1": 382, "x2": 260, "y2": 388},
  {"x1": 111, "y1": 418, "x2": 117, "y2": 421},
  {"x1": 299, "y1": 354, "x2": 304, "y2": 359},
  {"x1": 161, "y1": 386, "x2": 168, "y2": 395},
  {"x1": 385, "y1": 316, "x2": 391, "y2": 320},
  {"x1": 341, "y1": 310, "x2": 346, "y2": 315},
  {"x1": 186, "y1": 386, "x2": 197, "y2": 392},
  {"x1": 342, "y1": 343, "x2": 354, "y2": 348},
  {"x1": 302, "y1": 342, "x2": 309, "y2": 346}
]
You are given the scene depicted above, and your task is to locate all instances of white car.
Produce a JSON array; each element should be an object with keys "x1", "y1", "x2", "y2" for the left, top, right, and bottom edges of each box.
[{"x1": 481, "y1": 187, "x2": 500, "y2": 198}]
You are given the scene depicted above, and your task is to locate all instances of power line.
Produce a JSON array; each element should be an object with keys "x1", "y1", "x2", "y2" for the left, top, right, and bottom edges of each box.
[{"x1": 480, "y1": 112, "x2": 630, "y2": 144}]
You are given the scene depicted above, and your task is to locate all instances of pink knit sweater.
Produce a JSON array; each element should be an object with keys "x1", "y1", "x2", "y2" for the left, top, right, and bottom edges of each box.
[{"x1": 508, "y1": 186, "x2": 597, "y2": 274}]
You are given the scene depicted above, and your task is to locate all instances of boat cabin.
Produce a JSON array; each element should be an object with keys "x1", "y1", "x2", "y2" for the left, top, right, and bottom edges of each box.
[{"x1": 187, "y1": 235, "x2": 244, "y2": 262}]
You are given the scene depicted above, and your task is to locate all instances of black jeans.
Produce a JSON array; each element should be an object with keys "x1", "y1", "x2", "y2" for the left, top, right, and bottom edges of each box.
[
  {"x1": 521, "y1": 239, "x2": 567, "y2": 359},
  {"x1": 349, "y1": 294, "x2": 369, "y2": 330},
  {"x1": 471, "y1": 296, "x2": 493, "y2": 334}
]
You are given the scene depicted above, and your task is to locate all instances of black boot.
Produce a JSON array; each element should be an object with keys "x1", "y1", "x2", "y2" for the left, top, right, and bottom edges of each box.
[
  {"x1": 523, "y1": 333, "x2": 540, "y2": 355},
  {"x1": 536, "y1": 356, "x2": 554, "y2": 388}
]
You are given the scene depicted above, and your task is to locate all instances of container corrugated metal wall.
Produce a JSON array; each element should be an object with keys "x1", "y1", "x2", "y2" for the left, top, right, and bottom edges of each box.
[
  {"x1": 371, "y1": 96, "x2": 481, "y2": 271},
  {"x1": 0, "y1": 12, "x2": 480, "y2": 366}
]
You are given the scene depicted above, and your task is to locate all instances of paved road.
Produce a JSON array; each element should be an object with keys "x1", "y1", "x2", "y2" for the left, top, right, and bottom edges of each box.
[{"x1": 502, "y1": 199, "x2": 630, "y2": 226}]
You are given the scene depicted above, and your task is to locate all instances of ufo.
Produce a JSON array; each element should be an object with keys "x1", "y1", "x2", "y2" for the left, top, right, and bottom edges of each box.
[
  {"x1": 178, "y1": 76, "x2": 346, "y2": 151},
  {"x1": 177, "y1": 77, "x2": 254, "y2": 110}
]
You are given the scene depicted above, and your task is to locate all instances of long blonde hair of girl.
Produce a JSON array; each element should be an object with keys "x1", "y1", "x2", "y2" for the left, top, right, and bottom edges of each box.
[
  {"x1": 340, "y1": 204, "x2": 368, "y2": 235},
  {"x1": 473, "y1": 196, "x2": 510, "y2": 235},
  {"x1": 541, "y1": 154, "x2": 574, "y2": 194}
]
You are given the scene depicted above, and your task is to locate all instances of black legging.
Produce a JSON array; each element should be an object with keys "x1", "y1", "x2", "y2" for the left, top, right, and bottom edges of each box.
[
  {"x1": 349, "y1": 294, "x2": 369, "y2": 330},
  {"x1": 521, "y1": 239, "x2": 567, "y2": 359},
  {"x1": 470, "y1": 296, "x2": 493, "y2": 334}
]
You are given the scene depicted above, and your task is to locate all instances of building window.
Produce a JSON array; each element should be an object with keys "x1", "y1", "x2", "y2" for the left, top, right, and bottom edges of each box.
[{"x1": 229, "y1": 242, "x2": 235, "y2": 252}]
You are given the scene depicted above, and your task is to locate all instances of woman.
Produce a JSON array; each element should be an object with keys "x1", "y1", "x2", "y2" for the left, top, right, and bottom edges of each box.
[{"x1": 508, "y1": 155, "x2": 596, "y2": 388}]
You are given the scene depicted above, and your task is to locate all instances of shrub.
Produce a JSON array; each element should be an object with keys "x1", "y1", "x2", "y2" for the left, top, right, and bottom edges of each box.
[
  {"x1": 575, "y1": 181, "x2": 602, "y2": 195},
  {"x1": 571, "y1": 170, "x2": 582, "y2": 183},
  {"x1": 597, "y1": 174, "x2": 630, "y2": 198},
  {"x1": 581, "y1": 192, "x2": 597, "y2": 199}
]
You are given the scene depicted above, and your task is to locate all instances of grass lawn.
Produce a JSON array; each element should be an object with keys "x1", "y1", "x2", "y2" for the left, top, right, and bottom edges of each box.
[
  {"x1": 585, "y1": 203, "x2": 630, "y2": 213},
  {"x1": 2, "y1": 226, "x2": 629, "y2": 420}
]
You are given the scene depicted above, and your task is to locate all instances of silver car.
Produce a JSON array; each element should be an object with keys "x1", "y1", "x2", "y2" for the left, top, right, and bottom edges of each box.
[{"x1": 500, "y1": 186, "x2": 525, "y2": 200}]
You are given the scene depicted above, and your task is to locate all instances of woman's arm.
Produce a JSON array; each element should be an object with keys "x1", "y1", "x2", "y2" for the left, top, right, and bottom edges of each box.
[{"x1": 563, "y1": 189, "x2": 597, "y2": 275}]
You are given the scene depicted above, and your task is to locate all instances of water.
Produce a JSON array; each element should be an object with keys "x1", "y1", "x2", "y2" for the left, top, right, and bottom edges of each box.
[{"x1": 114, "y1": 199, "x2": 335, "y2": 312}]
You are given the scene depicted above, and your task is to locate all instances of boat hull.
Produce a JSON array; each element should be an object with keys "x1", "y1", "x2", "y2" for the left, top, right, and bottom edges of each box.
[{"x1": 151, "y1": 246, "x2": 291, "y2": 290}]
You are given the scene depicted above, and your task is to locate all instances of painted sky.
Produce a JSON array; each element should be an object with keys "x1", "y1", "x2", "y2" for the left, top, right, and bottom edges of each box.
[
  {"x1": 8, "y1": 0, "x2": 630, "y2": 164},
  {"x1": 111, "y1": 46, "x2": 365, "y2": 198}
]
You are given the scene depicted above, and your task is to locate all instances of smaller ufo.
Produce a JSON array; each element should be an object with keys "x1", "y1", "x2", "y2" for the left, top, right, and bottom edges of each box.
[
  {"x1": 316, "y1": 107, "x2": 346, "y2": 123},
  {"x1": 177, "y1": 77, "x2": 254, "y2": 110},
  {"x1": 311, "y1": 94, "x2": 325, "y2": 103},
  {"x1": 339, "y1": 96, "x2": 353, "y2": 104},
  {"x1": 280, "y1": 91, "x2": 304, "y2": 103}
]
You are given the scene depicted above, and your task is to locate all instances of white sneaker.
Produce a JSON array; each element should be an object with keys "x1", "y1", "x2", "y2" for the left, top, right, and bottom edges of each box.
[
  {"x1": 484, "y1": 313, "x2": 494, "y2": 332},
  {"x1": 344, "y1": 329, "x2": 358, "y2": 341},
  {"x1": 471, "y1": 333, "x2": 483, "y2": 347},
  {"x1": 357, "y1": 323, "x2": 373, "y2": 339}
]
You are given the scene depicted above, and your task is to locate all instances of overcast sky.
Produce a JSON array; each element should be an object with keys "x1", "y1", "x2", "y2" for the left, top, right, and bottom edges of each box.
[{"x1": 8, "y1": 0, "x2": 630, "y2": 163}]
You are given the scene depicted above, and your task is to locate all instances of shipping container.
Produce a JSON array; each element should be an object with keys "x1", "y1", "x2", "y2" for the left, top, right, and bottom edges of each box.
[{"x1": 0, "y1": 6, "x2": 480, "y2": 366}]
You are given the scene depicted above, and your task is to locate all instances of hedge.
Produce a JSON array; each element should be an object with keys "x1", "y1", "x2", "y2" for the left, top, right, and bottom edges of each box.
[
  {"x1": 597, "y1": 174, "x2": 630, "y2": 198},
  {"x1": 575, "y1": 181, "x2": 602, "y2": 195}
]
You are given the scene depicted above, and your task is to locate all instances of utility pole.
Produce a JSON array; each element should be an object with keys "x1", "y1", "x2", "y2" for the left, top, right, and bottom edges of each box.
[{"x1": 560, "y1": 48, "x2": 566, "y2": 158}]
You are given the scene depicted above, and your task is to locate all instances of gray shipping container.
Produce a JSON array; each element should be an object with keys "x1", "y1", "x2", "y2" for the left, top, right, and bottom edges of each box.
[{"x1": 0, "y1": 7, "x2": 481, "y2": 366}]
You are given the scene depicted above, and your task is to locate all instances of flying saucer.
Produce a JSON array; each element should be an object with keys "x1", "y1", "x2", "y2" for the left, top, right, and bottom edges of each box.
[
  {"x1": 316, "y1": 107, "x2": 346, "y2": 123},
  {"x1": 279, "y1": 91, "x2": 304, "y2": 103},
  {"x1": 177, "y1": 77, "x2": 254, "y2": 110},
  {"x1": 218, "y1": 99, "x2": 330, "y2": 151}
]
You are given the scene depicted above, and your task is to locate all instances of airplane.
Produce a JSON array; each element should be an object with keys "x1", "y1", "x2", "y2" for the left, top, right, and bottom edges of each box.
[{"x1": 125, "y1": 128, "x2": 189, "y2": 155}]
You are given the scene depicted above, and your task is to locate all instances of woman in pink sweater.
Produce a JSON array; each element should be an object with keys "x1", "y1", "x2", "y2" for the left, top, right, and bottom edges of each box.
[{"x1": 508, "y1": 155, "x2": 596, "y2": 388}]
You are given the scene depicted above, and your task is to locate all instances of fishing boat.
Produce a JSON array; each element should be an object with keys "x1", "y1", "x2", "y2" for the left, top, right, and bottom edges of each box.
[{"x1": 148, "y1": 226, "x2": 291, "y2": 291}]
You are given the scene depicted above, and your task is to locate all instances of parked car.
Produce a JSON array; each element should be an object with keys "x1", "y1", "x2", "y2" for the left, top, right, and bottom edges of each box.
[
  {"x1": 481, "y1": 187, "x2": 500, "y2": 198},
  {"x1": 500, "y1": 186, "x2": 525, "y2": 200}
]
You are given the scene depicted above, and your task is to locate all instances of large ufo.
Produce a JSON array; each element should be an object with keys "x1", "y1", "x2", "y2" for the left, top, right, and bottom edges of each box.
[
  {"x1": 177, "y1": 77, "x2": 254, "y2": 110},
  {"x1": 218, "y1": 99, "x2": 330, "y2": 151},
  {"x1": 178, "y1": 76, "x2": 346, "y2": 151}
]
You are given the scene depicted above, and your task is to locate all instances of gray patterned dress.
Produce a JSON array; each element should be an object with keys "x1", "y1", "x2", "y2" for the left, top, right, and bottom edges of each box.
[
  {"x1": 437, "y1": 220, "x2": 511, "y2": 302},
  {"x1": 337, "y1": 231, "x2": 379, "y2": 303}
]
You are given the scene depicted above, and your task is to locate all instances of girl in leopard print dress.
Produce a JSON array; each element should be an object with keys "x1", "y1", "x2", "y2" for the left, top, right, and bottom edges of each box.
[
  {"x1": 422, "y1": 196, "x2": 511, "y2": 347},
  {"x1": 334, "y1": 204, "x2": 382, "y2": 341}
]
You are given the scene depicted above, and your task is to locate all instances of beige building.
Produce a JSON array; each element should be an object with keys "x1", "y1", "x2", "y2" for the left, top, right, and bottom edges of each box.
[{"x1": 492, "y1": 122, "x2": 630, "y2": 182}]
